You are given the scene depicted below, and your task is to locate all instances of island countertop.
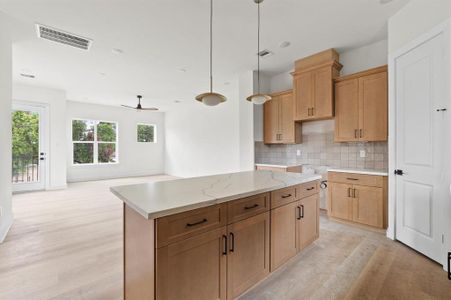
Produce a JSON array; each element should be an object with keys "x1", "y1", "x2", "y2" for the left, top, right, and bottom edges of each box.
[{"x1": 111, "y1": 170, "x2": 321, "y2": 219}]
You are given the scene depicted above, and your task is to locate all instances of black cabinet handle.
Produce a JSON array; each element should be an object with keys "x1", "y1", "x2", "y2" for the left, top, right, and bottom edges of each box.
[
  {"x1": 300, "y1": 205, "x2": 304, "y2": 218},
  {"x1": 296, "y1": 206, "x2": 302, "y2": 220},
  {"x1": 281, "y1": 194, "x2": 292, "y2": 199},
  {"x1": 448, "y1": 252, "x2": 451, "y2": 280},
  {"x1": 186, "y1": 218, "x2": 207, "y2": 227},
  {"x1": 222, "y1": 235, "x2": 228, "y2": 256},
  {"x1": 229, "y1": 232, "x2": 235, "y2": 252},
  {"x1": 244, "y1": 204, "x2": 259, "y2": 210},
  {"x1": 346, "y1": 178, "x2": 359, "y2": 181},
  {"x1": 306, "y1": 187, "x2": 315, "y2": 191}
]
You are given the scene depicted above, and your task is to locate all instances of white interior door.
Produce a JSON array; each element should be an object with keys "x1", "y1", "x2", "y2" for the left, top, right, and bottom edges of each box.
[
  {"x1": 12, "y1": 103, "x2": 47, "y2": 192},
  {"x1": 394, "y1": 32, "x2": 447, "y2": 263}
]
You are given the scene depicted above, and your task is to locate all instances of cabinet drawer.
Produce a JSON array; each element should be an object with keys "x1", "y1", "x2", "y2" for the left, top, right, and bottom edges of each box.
[
  {"x1": 296, "y1": 181, "x2": 319, "y2": 199},
  {"x1": 156, "y1": 204, "x2": 227, "y2": 248},
  {"x1": 228, "y1": 193, "x2": 270, "y2": 224},
  {"x1": 271, "y1": 186, "x2": 297, "y2": 209},
  {"x1": 328, "y1": 172, "x2": 383, "y2": 188}
]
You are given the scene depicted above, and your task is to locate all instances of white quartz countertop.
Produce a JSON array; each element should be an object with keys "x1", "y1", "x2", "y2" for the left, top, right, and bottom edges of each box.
[
  {"x1": 255, "y1": 163, "x2": 302, "y2": 168},
  {"x1": 328, "y1": 168, "x2": 388, "y2": 176},
  {"x1": 111, "y1": 170, "x2": 321, "y2": 219}
]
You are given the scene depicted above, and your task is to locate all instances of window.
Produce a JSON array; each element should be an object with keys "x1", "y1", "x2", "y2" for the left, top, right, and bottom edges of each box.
[
  {"x1": 72, "y1": 119, "x2": 118, "y2": 165},
  {"x1": 137, "y1": 124, "x2": 156, "y2": 143}
]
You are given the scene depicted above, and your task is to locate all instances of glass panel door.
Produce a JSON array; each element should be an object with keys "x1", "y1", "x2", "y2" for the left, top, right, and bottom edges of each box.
[{"x1": 12, "y1": 104, "x2": 46, "y2": 192}]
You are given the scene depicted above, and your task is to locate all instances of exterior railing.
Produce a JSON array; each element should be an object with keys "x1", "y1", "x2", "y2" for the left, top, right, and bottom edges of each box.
[{"x1": 12, "y1": 155, "x2": 39, "y2": 183}]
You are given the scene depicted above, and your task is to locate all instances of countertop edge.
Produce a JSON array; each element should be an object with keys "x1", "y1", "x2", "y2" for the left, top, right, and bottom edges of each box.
[
  {"x1": 327, "y1": 168, "x2": 388, "y2": 176},
  {"x1": 112, "y1": 174, "x2": 322, "y2": 220}
]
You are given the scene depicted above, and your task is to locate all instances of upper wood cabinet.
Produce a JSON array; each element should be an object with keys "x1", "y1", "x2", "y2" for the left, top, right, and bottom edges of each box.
[
  {"x1": 335, "y1": 66, "x2": 388, "y2": 142},
  {"x1": 263, "y1": 90, "x2": 301, "y2": 144},
  {"x1": 292, "y1": 49, "x2": 342, "y2": 121}
]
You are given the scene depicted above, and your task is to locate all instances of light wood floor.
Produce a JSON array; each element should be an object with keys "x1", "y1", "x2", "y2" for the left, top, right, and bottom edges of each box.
[{"x1": 1, "y1": 176, "x2": 450, "y2": 300}]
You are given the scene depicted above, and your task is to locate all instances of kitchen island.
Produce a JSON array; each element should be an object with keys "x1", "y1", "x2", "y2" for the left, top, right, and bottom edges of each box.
[{"x1": 111, "y1": 170, "x2": 321, "y2": 300}]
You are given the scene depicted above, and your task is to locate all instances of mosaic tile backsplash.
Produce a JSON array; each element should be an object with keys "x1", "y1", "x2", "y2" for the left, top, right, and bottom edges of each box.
[{"x1": 255, "y1": 131, "x2": 388, "y2": 171}]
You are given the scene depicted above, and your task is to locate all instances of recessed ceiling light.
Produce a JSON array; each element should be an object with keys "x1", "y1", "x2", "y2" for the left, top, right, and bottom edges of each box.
[
  {"x1": 20, "y1": 73, "x2": 35, "y2": 79},
  {"x1": 380, "y1": 0, "x2": 394, "y2": 4},
  {"x1": 112, "y1": 48, "x2": 124, "y2": 54},
  {"x1": 279, "y1": 41, "x2": 291, "y2": 48}
]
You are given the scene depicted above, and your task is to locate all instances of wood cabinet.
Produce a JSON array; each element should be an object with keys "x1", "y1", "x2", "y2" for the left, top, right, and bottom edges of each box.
[
  {"x1": 263, "y1": 90, "x2": 301, "y2": 144},
  {"x1": 292, "y1": 49, "x2": 342, "y2": 122},
  {"x1": 156, "y1": 227, "x2": 227, "y2": 300},
  {"x1": 270, "y1": 185, "x2": 319, "y2": 271},
  {"x1": 226, "y1": 212, "x2": 270, "y2": 299},
  {"x1": 328, "y1": 172, "x2": 387, "y2": 229},
  {"x1": 255, "y1": 164, "x2": 302, "y2": 173},
  {"x1": 334, "y1": 66, "x2": 388, "y2": 142}
]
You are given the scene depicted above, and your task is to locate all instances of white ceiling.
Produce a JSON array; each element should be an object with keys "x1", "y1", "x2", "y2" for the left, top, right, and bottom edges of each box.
[{"x1": 0, "y1": 0, "x2": 409, "y2": 110}]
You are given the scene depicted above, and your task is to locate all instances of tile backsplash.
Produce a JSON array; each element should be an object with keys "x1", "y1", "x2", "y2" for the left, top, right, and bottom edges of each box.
[{"x1": 255, "y1": 131, "x2": 388, "y2": 171}]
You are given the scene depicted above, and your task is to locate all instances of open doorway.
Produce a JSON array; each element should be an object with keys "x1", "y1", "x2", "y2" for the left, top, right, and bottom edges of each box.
[{"x1": 12, "y1": 103, "x2": 47, "y2": 192}]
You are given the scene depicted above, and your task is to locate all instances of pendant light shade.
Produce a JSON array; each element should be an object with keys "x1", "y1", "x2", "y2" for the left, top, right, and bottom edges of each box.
[
  {"x1": 195, "y1": 0, "x2": 227, "y2": 106},
  {"x1": 247, "y1": 0, "x2": 272, "y2": 105}
]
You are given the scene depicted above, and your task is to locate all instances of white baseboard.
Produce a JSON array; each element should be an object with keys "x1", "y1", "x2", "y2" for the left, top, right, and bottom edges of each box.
[
  {"x1": 0, "y1": 214, "x2": 13, "y2": 243},
  {"x1": 67, "y1": 170, "x2": 165, "y2": 183},
  {"x1": 46, "y1": 184, "x2": 68, "y2": 190}
]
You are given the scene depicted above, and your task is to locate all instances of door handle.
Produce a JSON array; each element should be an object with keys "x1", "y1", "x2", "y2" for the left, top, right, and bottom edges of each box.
[
  {"x1": 222, "y1": 235, "x2": 228, "y2": 256},
  {"x1": 229, "y1": 232, "x2": 235, "y2": 252}
]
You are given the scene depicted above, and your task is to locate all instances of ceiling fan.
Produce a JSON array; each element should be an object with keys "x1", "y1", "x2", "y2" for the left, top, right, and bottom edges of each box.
[{"x1": 121, "y1": 95, "x2": 159, "y2": 111}]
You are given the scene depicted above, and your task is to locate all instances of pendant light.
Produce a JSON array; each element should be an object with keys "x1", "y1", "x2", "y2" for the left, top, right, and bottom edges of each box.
[
  {"x1": 247, "y1": 0, "x2": 272, "y2": 105},
  {"x1": 195, "y1": 0, "x2": 227, "y2": 106}
]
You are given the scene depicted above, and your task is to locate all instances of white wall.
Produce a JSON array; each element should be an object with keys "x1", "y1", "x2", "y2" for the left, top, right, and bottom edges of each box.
[
  {"x1": 13, "y1": 85, "x2": 67, "y2": 189},
  {"x1": 239, "y1": 71, "x2": 255, "y2": 170},
  {"x1": 340, "y1": 39, "x2": 388, "y2": 76},
  {"x1": 66, "y1": 101, "x2": 165, "y2": 182},
  {"x1": 0, "y1": 12, "x2": 13, "y2": 242},
  {"x1": 388, "y1": 0, "x2": 451, "y2": 53}
]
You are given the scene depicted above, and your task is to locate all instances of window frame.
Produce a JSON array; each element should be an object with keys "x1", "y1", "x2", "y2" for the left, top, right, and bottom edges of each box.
[
  {"x1": 137, "y1": 123, "x2": 157, "y2": 143},
  {"x1": 72, "y1": 118, "x2": 119, "y2": 166}
]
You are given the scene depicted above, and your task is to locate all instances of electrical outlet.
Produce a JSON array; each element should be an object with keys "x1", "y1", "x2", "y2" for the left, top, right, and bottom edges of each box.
[
  {"x1": 296, "y1": 150, "x2": 301, "y2": 157},
  {"x1": 359, "y1": 150, "x2": 366, "y2": 158}
]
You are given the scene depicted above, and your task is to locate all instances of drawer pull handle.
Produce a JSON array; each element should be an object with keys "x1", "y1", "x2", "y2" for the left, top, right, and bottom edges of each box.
[
  {"x1": 306, "y1": 187, "x2": 315, "y2": 191},
  {"x1": 281, "y1": 194, "x2": 292, "y2": 198},
  {"x1": 244, "y1": 203, "x2": 259, "y2": 210},
  {"x1": 186, "y1": 218, "x2": 208, "y2": 227},
  {"x1": 296, "y1": 206, "x2": 302, "y2": 220},
  {"x1": 346, "y1": 178, "x2": 359, "y2": 181},
  {"x1": 300, "y1": 205, "x2": 304, "y2": 218},
  {"x1": 229, "y1": 232, "x2": 235, "y2": 252},
  {"x1": 222, "y1": 235, "x2": 228, "y2": 256}
]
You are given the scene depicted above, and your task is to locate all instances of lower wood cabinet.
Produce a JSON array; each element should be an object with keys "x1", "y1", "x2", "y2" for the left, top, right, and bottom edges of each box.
[
  {"x1": 328, "y1": 172, "x2": 387, "y2": 229},
  {"x1": 270, "y1": 193, "x2": 319, "y2": 271},
  {"x1": 156, "y1": 227, "x2": 227, "y2": 300},
  {"x1": 226, "y1": 212, "x2": 270, "y2": 299}
]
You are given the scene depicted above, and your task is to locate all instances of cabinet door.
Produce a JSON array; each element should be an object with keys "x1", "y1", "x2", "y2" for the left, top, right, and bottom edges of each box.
[
  {"x1": 334, "y1": 79, "x2": 360, "y2": 142},
  {"x1": 156, "y1": 227, "x2": 227, "y2": 300},
  {"x1": 352, "y1": 185, "x2": 383, "y2": 228},
  {"x1": 313, "y1": 66, "x2": 334, "y2": 119},
  {"x1": 294, "y1": 72, "x2": 313, "y2": 121},
  {"x1": 328, "y1": 182, "x2": 352, "y2": 221},
  {"x1": 270, "y1": 201, "x2": 298, "y2": 271},
  {"x1": 359, "y1": 71, "x2": 388, "y2": 141},
  {"x1": 263, "y1": 95, "x2": 280, "y2": 144},
  {"x1": 227, "y1": 212, "x2": 270, "y2": 300},
  {"x1": 279, "y1": 92, "x2": 295, "y2": 143},
  {"x1": 298, "y1": 194, "x2": 319, "y2": 250}
]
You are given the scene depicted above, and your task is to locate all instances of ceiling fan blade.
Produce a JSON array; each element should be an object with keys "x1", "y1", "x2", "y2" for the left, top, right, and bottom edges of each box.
[
  {"x1": 121, "y1": 105, "x2": 138, "y2": 109},
  {"x1": 140, "y1": 107, "x2": 159, "y2": 111}
]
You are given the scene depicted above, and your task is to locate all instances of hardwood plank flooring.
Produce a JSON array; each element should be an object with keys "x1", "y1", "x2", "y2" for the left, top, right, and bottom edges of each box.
[{"x1": 1, "y1": 176, "x2": 450, "y2": 300}]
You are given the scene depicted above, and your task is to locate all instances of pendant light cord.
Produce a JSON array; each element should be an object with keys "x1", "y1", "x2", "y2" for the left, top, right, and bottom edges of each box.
[
  {"x1": 257, "y1": 1, "x2": 261, "y2": 94},
  {"x1": 210, "y1": 0, "x2": 213, "y2": 93}
]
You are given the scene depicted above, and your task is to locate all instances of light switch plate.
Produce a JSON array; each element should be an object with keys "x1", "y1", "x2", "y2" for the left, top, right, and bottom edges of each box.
[
  {"x1": 296, "y1": 150, "x2": 301, "y2": 156},
  {"x1": 359, "y1": 150, "x2": 366, "y2": 158}
]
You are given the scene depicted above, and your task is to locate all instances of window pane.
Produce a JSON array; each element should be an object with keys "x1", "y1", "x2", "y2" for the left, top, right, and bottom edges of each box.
[
  {"x1": 98, "y1": 143, "x2": 117, "y2": 163},
  {"x1": 72, "y1": 120, "x2": 95, "y2": 141},
  {"x1": 97, "y1": 122, "x2": 117, "y2": 142},
  {"x1": 137, "y1": 124, "x2": 155, "y2": 142},
  {"x1": 73, "y1": 143, "x2": 94, "y2": 164}
]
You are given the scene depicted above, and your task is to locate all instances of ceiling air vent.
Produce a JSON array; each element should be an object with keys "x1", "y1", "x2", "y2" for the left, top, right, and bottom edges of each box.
[
  {"x1": 36, "y1": 24, "x2": 92, "y2": 50},
  {"x1": 257, "y1": 49, "x2": 274, "y2": 58}
]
